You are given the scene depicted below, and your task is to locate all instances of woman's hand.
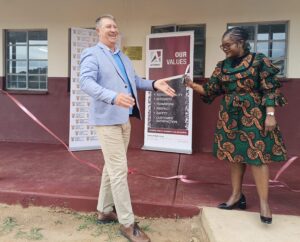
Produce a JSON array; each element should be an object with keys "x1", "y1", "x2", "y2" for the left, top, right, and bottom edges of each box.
[
  {"x1": 183, "y1": 75, "x2": 194, "y2": 88},
  {"x1": 183, "y1": 75, "x2": 206, "y2": 95},
  {"x1": 264, "y1": 115, "x2": 277, "y2": 135}
]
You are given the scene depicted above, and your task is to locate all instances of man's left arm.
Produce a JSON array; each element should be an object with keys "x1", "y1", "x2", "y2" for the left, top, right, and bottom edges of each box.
[
  {"x1": 134, "y1": 74, "x2": 154, "y2": 91},
  {"x1": 135, "y1": 75, "x2": 176, "y2": 97}
]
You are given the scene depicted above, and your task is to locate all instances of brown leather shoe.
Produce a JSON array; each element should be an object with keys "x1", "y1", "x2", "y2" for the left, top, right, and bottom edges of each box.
[
  {"x1": 119, "y1": 222, "x2": 151, "y2": 242},
  {"x1": 96, "y1": 211, "x2": 118, "y2": 224}
]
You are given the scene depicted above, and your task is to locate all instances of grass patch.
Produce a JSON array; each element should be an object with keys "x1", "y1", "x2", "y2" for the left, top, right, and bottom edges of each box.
[
  {"x1": 0, "y1": 217, "x2": 18, "y2": 235},
  {"x1": 139, "y1": 223, "x2": 153, "y2": 232},
  {"x1": 15, "y1": 227, "x2": 44, "y2": 240},
  {"x1": 73, "y1": 212, "x2": 121, "y2": 242},
  {"x1": 46, "y1": 207, "x2": 153, "y2": 241},
  {"x1": 54, "y1": 220, "x2": 63, "y2": 225},
  {"x1": 0, "y1": 216, "x2": 44, "y2": 240}
]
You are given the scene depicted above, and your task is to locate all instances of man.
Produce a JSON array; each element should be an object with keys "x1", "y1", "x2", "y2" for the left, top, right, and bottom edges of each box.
[{"x1": 80, "y1": 14, "x2": 175, "y2": 242}]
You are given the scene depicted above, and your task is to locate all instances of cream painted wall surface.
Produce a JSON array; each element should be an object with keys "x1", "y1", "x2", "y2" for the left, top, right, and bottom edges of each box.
[
  {"x1": 0, "y1": 0, "x2": 300, "y2": 77},
  {"x1": 0, "y1": 30, "x2": 3, "y2": 76}
]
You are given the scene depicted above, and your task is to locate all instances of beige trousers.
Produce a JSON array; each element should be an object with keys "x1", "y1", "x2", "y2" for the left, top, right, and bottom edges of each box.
[{"x1": 95, "y1": 120, "x2": 134, "y2": 226}]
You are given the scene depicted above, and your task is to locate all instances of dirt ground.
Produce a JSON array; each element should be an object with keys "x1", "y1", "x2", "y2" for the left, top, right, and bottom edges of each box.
[{"x1": 0, "y1": 203, "x2": 208, "y2": 242}]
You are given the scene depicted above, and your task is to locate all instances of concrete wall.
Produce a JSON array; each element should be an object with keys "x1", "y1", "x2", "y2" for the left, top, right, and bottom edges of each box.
[{"x1": 0, "y1": 0, "x2": 300, "y2": 78}]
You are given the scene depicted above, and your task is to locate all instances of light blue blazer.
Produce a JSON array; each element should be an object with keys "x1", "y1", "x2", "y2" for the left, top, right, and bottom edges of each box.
[{"x1": 80, "y1": 42, "x2": 154, "y2": 125}]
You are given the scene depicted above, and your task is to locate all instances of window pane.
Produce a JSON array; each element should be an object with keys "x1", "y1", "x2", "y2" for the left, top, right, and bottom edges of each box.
[
  {"x1": 6, "y1": 75, "x2": 17, "y2": 88},
  {"x1": 28, "y1": 31, "x2": 48, "y2": 45},
  {"x1": 40, "y1": 76, "x2": 47, "y2": 89},
  {"x1": 8, "y1": 45, "x2": 27, "y2": 59},
  {"x1": 28, "y1": 75, "x2": 47, "y2": 89},
  {"x1": 273, "y1": 32, "x2": 286, "y2": 40},
  {"x1": 272, "y1": 41, "x2": 285, "y2": 58},
  {"x1": 18, "y1": 80, "x2": 27, "y2": 88},
  {"x1": 271, "y1": 24, "x2": 286, "y2": 40},
  {"x1": 5, "y1": 30, "x2": 48, "y2": 90},
  {"x1": 258, "y1": 25, "x2": 269, "y2": 41},
  {"x1": 29, "y1": 46, "x2": 48, "y2": 59},
  {"x1": 29, "y1": 61, "x2": 48, "y2": 74},
  {"x1": 28, "y1": 81, "x2": 39, "y2": 89},
  {"x1": 194, "y1": 60, "x2": 203, "y2": 76},
  {"x1": 257, "y1": 42, "x2": 269, "y2": 56},
  {"x1": 177, "y1": 25, "x2": 205, "y2": 42},
  {"x1": 194, "y1": 44, "x2": 205, "y2": 76},
  {"x1": 7, "y1": 60, "x2": 27, "y2": 74},
  {"x1": 7, "y1": 75, "x2": 27, "y2": 88},
  {"x1": 7, "y1": 31, "x2": 27, "y2": 45},
  {"x1": 28, "y1": 75, "x2": 39, "y2": 89},
  {"x1": 151, "y1": 25, "x2": 176, "y2": 33},
  {"x1": 194, "y1": 44, "x2": 203, "y2": 58}
]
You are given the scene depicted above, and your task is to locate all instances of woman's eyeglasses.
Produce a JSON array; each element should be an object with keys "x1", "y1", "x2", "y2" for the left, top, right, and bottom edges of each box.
[{"x1": 220, "y1": 42, "x2": 236, "y2": 51}]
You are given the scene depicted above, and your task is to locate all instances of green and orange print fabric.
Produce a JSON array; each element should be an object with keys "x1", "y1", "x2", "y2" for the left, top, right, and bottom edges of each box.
[{"x1": 202, "y1": 53, "x2": 287, "y2": 165}]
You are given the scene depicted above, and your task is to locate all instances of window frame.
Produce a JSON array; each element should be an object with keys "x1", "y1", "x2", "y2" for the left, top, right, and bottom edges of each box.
[
  {"x1": 5, "y1": 29, "x2": 48, "y2": 91},
  {"x1": 227, "y1": 21, "x2": 289, "y2": 77}
]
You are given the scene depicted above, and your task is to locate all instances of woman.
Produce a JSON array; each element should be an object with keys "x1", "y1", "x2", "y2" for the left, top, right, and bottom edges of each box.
[{"x1": 184, "y1": 27, "x2": 287, "y2": 224}]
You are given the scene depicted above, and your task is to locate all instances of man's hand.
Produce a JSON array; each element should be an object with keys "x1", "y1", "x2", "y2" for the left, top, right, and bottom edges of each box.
[
  {"x1": 154, "y1": 79, "x2": 176, "y2": 97},
  {"x1": 114, "y1": 93, "x2": 135, "y2": 108}
]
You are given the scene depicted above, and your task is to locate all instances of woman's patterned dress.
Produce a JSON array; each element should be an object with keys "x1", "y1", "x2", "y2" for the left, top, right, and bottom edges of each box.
[{"x1": 202, "y1": 52, "x2": 287, "y2": 165}]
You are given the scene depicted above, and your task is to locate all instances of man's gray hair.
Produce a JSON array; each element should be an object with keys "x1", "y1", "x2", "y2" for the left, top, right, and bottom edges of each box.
[{"x1": 95, "y1": 14, "x2": 116, "y2": 28}]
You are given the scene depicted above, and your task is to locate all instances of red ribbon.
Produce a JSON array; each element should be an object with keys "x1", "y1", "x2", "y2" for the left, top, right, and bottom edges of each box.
[
  {"x1": 129, "y1": 156, "x2": 299, "y2": 192},
  {"x1": 0, "y1": 89, "x2": 101, "y2": 172},
  {"x1": 269, "y1": 156, "x2": 300, "y2": 192},
  {"x1": 2, "y1": 89, "x2": 298, "y2": 192}
]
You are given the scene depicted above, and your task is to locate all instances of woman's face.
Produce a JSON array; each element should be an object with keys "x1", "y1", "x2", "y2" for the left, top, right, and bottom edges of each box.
[{"x1": 220, "y1": 35, "x2": 244, "y2": 58}]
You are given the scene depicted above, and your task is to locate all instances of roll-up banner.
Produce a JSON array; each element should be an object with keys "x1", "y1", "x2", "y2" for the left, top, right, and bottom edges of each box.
[
  {"x1": 69, "y1": 27, "x2": 100, "y2": 151},
  {"x1": 143, "y1": 31, "x2": 194, "y2": 154}
]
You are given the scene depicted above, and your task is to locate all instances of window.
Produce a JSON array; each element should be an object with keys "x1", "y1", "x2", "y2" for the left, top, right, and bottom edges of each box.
[
  {"x1": 151, "y1": 24, "x2": 205, "y2": 78},
  {"x1": 228, "y1": 22, "x2": 288, "y2": 76},
  {"x1": 5, "y1": 30, "x2": 48, "y2": 90}
]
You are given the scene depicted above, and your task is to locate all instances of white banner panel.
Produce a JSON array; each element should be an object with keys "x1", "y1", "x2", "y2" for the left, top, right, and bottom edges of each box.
[
  {"x1": 143, "y1": 32, "x2": 194, "y2": 154},
  {"x1": 68, "y1": 27, "x2": 100, "y2": 151}
]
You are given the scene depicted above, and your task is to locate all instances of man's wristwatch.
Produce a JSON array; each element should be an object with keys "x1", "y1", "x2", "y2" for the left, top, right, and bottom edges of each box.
[{"x1": 267, "y1": 111, "x2": 275, "y2": 116}]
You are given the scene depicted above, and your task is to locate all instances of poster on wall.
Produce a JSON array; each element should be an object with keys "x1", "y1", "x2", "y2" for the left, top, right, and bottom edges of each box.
[
  {"x1": 68, "y1": 27, "x2": 100, "y2": 151},
  {"x1": 143, "y1": 31, "x2": 194, "y2": 154}
]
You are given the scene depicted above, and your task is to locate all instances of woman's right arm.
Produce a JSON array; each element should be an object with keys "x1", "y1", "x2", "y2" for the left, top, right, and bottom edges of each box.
[
  {"x1": 184, "y1": 76, "x2": 206, "y2": 95},
  {"x1": 183, "y1": 63, "x2": 223, "y2": 104}
]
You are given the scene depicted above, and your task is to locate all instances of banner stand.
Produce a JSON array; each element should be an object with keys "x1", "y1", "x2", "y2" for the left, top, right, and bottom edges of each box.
[{"x1": 143, "y1": 31, "x2": 194, "y2": 154}]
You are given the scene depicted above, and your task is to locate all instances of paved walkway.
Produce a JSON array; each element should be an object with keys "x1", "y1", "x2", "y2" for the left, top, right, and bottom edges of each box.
[
  {"x1": 201, "y1": 207, "x2": 300, "y2": 242},
  {"x1": 0, "y1": 142, "x2": 299, "y2": 218}
]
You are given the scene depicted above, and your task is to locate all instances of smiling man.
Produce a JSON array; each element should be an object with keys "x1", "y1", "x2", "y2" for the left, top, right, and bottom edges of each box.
[{"x1": 80, "y1": 15, "x2": 175, "y2": 242}]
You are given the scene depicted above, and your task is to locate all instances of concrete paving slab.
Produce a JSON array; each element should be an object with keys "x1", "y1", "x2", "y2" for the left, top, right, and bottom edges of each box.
[{"x1": 201, "y1": 207, "x2": 300, "y2": 242}]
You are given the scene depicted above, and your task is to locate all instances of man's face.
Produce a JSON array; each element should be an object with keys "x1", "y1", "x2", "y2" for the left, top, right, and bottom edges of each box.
[{"x1": 97, "y1": 18, "x2": 119, "y2": 49}]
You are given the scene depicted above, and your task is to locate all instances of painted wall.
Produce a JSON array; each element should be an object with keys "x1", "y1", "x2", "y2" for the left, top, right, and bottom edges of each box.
[
  {"x1": 0, "y1": 0, "x2": 299, "y2": 156},
  {"x1": 0, "y1": 0, "x2": 300, "y2": 78}
]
